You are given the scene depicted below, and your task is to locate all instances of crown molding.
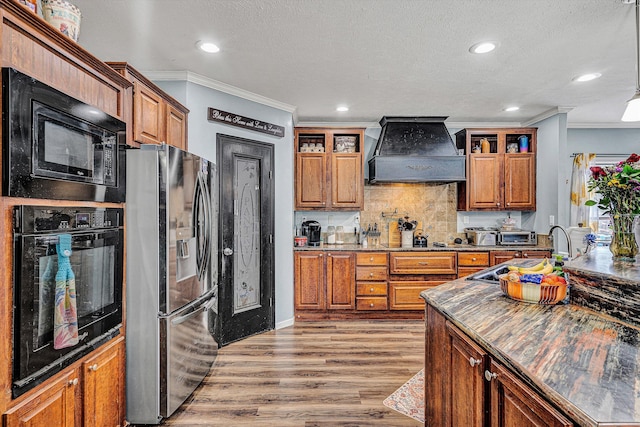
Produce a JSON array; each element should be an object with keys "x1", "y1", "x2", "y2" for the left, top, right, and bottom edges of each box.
[
  {"x1": 143, "y1": 70, "x2": 298, "y2": 114},
  {"x1": 522, "y1": 107, "x2": 574, "y2": 127},
  {"x1": 567, "y1": 121, "x2": 640, "y2": 129},
  {"x1": 444, "y1": 121, "x2": 524, "y2": 129},
  {"x1": 295, "y1": 121, "x2": 381, "y2": 128}
]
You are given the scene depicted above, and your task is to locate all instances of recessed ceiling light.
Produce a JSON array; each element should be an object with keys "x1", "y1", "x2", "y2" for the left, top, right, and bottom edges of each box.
[
  {"x1": 572, "y1": 73, "x2": 602, "y2": 82},
  {"x1": 469, "y1": 41, "x2": 497, "y2": 54},
  {"x1": 504, "y1": 106, "x2": 520, "y2": 112},
  {"x1": 336, "y1": 106, "x2": 349, "y2": 112},
  {"x1": 197, "y1": 41, "x2": 220, "y2": 53}
]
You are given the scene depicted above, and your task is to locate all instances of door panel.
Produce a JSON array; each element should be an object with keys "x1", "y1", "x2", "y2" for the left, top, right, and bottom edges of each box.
[{"x1": 217, "y1": 134, "x2": 274, "y2": 346}]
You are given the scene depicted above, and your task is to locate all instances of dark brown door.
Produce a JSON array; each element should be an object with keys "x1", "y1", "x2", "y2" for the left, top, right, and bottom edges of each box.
[{"x1": 217, "y1": 134, "x2": 274, "y2": 346}]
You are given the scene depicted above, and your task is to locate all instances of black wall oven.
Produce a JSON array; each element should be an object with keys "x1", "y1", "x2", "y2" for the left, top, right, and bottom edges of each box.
[
  {"x1": 2, "y1": 67, "x2": 126, "y2": 202},
  {"x1": 12, "y1": 205, "x2": 123, "y2": 397}
]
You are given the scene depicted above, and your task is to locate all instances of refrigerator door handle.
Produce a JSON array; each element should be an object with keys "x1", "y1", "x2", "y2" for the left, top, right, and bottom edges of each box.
[
  {"x1": 170, "y1": 304, "x2": 206, "y2": 326},
  {"x1": 193, "y1": 171, "x2": 212, "y2": 282}
]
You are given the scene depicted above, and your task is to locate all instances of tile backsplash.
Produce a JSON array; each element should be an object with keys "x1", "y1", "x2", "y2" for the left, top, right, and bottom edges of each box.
[{"x1": 294, "y1": 182, "x2": 466, "y2": 246}]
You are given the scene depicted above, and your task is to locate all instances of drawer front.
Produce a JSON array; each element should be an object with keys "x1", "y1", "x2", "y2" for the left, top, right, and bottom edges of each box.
[
  {"x1": 458, "y1": 252, "x2": 489, "y2": 267},
  {"x1": 356, "y1": 252, "x2": 388, "y2": 266},
  {"x1": 356, "y1": 297, "x2": 388, "y2": 311},
  {"x1": 356, "y1": 282, "x2": 388, "y2": 296},
  {"x1": 356, "y1": 266, "x2": 388, "y2": 281},
  {"x1": 458, "y1": 266, "x2": 487, "y2": 278},
  {"x1": 389, "y1": 252, "x2": 457, "y2": 275},
  {"x1": 389, "y1": 281, "x2": 445, "y2": 310}
]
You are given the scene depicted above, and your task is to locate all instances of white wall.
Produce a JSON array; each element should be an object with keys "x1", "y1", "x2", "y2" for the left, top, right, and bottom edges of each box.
[{"x1": 156, "y1": 80, "x2": 296, "y2": 329}]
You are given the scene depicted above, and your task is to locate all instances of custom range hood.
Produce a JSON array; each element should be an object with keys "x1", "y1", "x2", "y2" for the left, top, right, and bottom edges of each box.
[{"x1": 368, "y1": 116, "x2": 466, "y2": 183}]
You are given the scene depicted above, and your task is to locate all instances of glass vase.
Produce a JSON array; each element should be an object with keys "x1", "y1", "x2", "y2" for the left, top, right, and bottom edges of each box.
[{"x1": 609, "y1": 214, "x2": 639, "y2": 262}]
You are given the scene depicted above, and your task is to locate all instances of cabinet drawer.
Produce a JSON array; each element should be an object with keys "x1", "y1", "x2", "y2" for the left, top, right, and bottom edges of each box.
[
  {"x1": 356, "y1": 282, "x2": 388, "y2": 296},
  {"x1": 458, "y1": 266, "x2": 487, "y2": 278},
  {"x1": 389, "y1": 252, "x2": 456, "y2": 275},
  {"x1": 356, "y1": 252, "x2": 388, "y2": 266},
  {"x1": 389, "y1": 281, "x2": 445, "y2": 310},
  {"x1": 356, "y1": 266, "x2": 388, "y2": 281},
  {"x1": 458, "y1": 252, "x2": 489, "y2": 267},
  {"x1": 356, "y1": 297, "x2": 388, "y2": 311}
]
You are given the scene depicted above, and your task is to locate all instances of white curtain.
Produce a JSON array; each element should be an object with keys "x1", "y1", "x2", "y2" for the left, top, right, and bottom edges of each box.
[{"x1": 569, "y1": 153, "x2": 598, "y2": 230}]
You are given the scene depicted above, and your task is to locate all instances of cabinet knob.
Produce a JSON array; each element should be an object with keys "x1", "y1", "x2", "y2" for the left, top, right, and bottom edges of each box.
[
  {"x1": 370, "y1": 287, "x2": 374, "y2": 292},
  {"x1": 318, "y1": 254, "x2": 323, "y2": 257},
  {"x1": 469, "y1": 357, "x2": 482, "y2": 367},
  {"x1": 327, "y1": 253, "x2": 331, "y2": 257},
  {"x1": 484, "y1": 370, "x2": 498, "y2": 382},
  {"x1": 496, "y1": 202, "x2": 501, "y2": 207},
  {"x1": 370, "y1": 257, "x2": 374, "y2": 261},
  {"x1": 514, "y1": 253, "x2": 521, "y2": 258},
  {"x1": 370, "y1": 272, "x2": 374, "y2": 277},
  {"x1": 471, "y1": 257, "x2": 477, "y2": 261},
  {"x1": 522, "y1": 253, "x2": 529, "y2": 258},
  {"x1": 370, "y1": 303, "x2": 374, "y2": 307},
  {"x1": 68, "y1": 378, "x2": 78, "y2": 386},
  {"x1": 89, "y1": 364, "x2": 99, "y2": 371},
  {"x1": 507, "y1": 203, "x2": 510, "y2": 206}
]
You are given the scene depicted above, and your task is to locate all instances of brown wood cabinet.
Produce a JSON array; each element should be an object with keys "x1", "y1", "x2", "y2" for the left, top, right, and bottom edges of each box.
[
  {"x1": 108, "y1": 62, "x2": 189, "y2": 150},
  {"x1": 294, "y1": 128, "x2": 364, "y2": 210},
  {"x1": 3, "y1": 336, "x2": 125, "y2": 427},
  {"x1": 457, "y1": 251, "x2": 490, "y2": 278},
  {"x1": 294, "y1": 251, "x2": 355, "y2": 314},
  {"x1": 355, "y1": 252, "x2": 388, "y2": 311},
  {"x1": 456, "y1": 128, "x2": 537, "y2": 211},
  {"x1": 425, "y1": 305, "x2": 573, "y2": 426},
  {"x1": 490, "y1": 249, "x2": 552, "y2": 266}
]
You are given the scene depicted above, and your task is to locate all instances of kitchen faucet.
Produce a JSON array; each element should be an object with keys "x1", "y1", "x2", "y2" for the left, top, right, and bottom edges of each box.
[{"x1": 548, "y1": 225, "x2": 572, "y2": 258}]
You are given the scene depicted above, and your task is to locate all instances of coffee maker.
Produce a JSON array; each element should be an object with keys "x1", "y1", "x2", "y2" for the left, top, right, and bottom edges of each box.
[{"x1": 301, "y1": 220, "x2": 322, "y2": 246}]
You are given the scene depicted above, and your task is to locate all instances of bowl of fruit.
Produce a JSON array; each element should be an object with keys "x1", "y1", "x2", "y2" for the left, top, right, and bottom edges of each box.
[{"x1": 498, "y1": 259, "x2": 569, "y2": 305}]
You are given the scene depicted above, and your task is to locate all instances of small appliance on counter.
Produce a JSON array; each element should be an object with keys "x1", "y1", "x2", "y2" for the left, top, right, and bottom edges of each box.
[
  {"x1": 464, "y1": 227, "x2": 498, "y2": 246},
  {"x1": 301, "y1": 220, "x2": 322, "y2": 246},
  {"x1": 497, "y1": 229, "x2": 537, "y2": 246},
  {"x1": 413, "y1": 230, "x2": 428, "y2": 247}
]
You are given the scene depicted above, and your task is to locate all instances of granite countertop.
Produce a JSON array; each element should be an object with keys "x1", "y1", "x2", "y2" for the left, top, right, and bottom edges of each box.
[
  {"x1": 421, "y1": 252, "x2": 640, "y2": 427},
  {"x1": 294, "y1": 243, "x2": 553, "y2": 252}
]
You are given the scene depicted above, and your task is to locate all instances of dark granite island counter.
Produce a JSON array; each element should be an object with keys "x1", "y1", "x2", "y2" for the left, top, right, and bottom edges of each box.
[{"x1": 420, "y1": 247, "x2": 640, "y2": 426}]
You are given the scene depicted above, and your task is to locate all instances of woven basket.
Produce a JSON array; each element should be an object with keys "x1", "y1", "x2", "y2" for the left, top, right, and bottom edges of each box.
[{"x1": 498, "y1": 274, "x2": 568, "y2": 305}]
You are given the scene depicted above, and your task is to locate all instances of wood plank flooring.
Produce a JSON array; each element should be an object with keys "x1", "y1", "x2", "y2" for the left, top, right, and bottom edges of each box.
[{"x1": 159, "y1": 320, "x2": 425, "y2": 427}]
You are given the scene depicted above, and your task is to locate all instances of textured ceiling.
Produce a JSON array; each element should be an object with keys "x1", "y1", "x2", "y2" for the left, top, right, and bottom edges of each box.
[{"x1": 71, "y1": 0, "x2": 639, "y2": 127}]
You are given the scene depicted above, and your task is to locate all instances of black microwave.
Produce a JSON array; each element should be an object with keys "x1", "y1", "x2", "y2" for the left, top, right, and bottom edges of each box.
[{"x1": 2, "y1": 68, "x2": 126, "y2": 202}]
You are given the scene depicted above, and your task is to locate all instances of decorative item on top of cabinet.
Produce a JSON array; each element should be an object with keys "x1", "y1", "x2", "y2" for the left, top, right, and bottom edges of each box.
[
  {"x1": 456, "y1": 128, "x2": 537, "y2": 212},
  {"x1": 3, "y1": 336, "x2": 125, "y2": 427},
  {"x1": 107, "y1": 62, "x2": 189, "y2": 150},
  {"x1": 295, "y1": 127, "x2": 364, "y2": 210}
]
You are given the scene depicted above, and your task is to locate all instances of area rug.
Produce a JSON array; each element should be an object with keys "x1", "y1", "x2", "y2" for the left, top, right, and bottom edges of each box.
[{"x1": 383, "y1": 369, "x2": 424, "y2": 423}]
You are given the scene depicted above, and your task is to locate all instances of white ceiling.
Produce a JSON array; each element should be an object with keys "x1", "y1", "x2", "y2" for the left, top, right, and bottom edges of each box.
[{"x1": 71, "y1": 0, "x2": 640, "y2": 128}]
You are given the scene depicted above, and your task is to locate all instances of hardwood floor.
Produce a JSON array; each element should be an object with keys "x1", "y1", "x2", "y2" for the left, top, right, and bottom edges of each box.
[{"x1": 160, "y1": 320, "x2": 425, "y2": 426}]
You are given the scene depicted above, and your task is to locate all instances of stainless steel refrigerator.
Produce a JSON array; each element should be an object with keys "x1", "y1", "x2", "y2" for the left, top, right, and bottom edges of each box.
[{"x1": 125, "y1": 144, "x2": 218, "y2": 424}]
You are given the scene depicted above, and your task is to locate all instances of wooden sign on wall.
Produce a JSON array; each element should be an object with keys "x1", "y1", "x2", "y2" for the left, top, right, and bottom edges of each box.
[{"x1": 207, "y1": 108, "x2": 285, "y2": 138}]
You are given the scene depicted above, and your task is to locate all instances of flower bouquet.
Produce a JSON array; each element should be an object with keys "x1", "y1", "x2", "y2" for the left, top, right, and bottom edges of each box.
[{"x1": 586, "y1": 153, "x2": 640, "y2": 261}]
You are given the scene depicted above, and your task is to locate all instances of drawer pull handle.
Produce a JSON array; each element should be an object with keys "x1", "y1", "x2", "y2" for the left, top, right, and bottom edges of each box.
[
  {"x1": 484, "y1": 370, "x2": 498, "y2": 381},
  {"x1": 68, "y1": 378, "x2": 78, "y2": 386},
  {"x1": 469, "y1": 357, "x2": 482, "y2": 367},
  {"x1": 89, "y1": 364, "x2": 99, "y2": 372},
  {"x1": 471, "y1": 257, "x2": 477, "y2": 261},
  {"x1": 418, "y1": 262, "x2": 428, "y2": 265}
]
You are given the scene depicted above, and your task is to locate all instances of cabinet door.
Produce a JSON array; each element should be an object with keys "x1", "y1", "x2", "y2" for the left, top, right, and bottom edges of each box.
[
  {"x1": 82, "y1": 336, "x2": 125, "y2": 427},
  {"x1": 326, "y1": 252, "x2": 355, "y2": 310},
  {"x1": 447, "y1": 322, "x2": 487, "y2": 427},
  {"x1": 331, "y1": 153, "x2": 363, "y2": 209},
  {"x1": 133, "y1": 80, "x2": 165, "y2": 145},
  {"x1": 488, "y1": 360, "x2": 573, "y2": 427},
  {"x1": 166, "y1": 103, "x2": 187, "y2": 150},
  {"x1": 295, "y1": 154, "x2": 327, "y2": 209},
  {"x1": 294, "y1": 252, "x2": 325, "y2": 310},
  {"x1": 4, "y1": 368, "x2": 79, "y2": 427},
  {"x1": 504, "y1": 154, "x2": 535, "y2": 210},
  {"x1": 469, "y1": 154, "x2": 503, "y2": 210}
]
